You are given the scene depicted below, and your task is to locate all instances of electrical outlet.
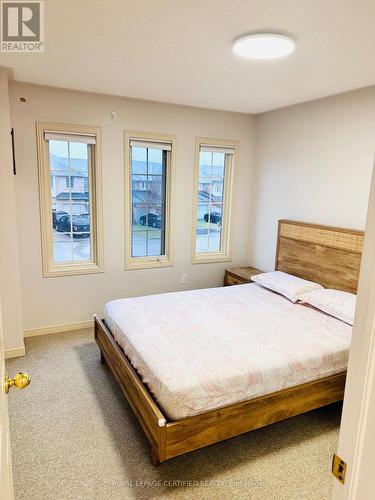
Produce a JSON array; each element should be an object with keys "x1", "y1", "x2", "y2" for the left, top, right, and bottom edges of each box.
[{"x1": 180, "y1": 273, "x2": 188, "y2": 284}]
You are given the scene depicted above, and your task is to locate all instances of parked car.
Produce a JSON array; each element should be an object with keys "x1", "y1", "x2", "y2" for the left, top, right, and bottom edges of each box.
[
  {"x1": 204, "y1": 212, "x2": 221, "y2": 225},
  {"x1": 57, "y1": 214, "x2": 90, "y2": 236},
  {"x1": 139, "y1": 213, "x2": 162, "y2": 228},
  {"x1": 52, "y1": 210, "x2": 68, "y2": 229}
]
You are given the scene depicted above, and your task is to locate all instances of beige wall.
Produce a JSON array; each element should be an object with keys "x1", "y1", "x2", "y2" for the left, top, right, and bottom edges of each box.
[
  {"x1": 249, "y1": 86, "x2": 375, "y2": 271},
  {"x1": 0, "y1": 69, "x2": 24, "y2": 353},
  {"x1": 10, "y1": 82, "x2": 256, "y2": 331}
]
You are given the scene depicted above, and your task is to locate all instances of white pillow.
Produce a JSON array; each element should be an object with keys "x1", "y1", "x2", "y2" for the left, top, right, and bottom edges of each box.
[
  {"x1": 299, "y1": 288, "x2": 356, "y2": 325},
  {"x1": 251, "y1": 271, "x2": 323, "y2": 303}
]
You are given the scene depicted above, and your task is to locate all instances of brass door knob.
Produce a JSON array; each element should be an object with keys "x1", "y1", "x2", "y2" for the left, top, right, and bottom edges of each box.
[{"x1": 4, "y1": 372, "x2": 31, "y2": 394}]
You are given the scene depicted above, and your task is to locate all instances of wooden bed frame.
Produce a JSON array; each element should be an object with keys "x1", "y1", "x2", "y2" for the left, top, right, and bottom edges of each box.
[{"x1": 95, "y1": 220, "x2": 364, "y2": 465}]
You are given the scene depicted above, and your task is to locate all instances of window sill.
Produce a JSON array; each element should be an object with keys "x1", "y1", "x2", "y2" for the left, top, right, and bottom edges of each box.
[
  {"x1": 43, "y1": 261, "x2": 104, "y2": 278},
  {"x1": 192, "y1": 252, "x2": 232, "y2": 265},
  {"x1": 125, "y1": 257, "x2": 173, "y2": 271}
]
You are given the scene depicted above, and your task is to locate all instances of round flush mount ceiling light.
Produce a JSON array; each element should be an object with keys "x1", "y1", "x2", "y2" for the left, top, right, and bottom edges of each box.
[{"x1": 232, "y1": 33, "x2": 296, "y2": 60}]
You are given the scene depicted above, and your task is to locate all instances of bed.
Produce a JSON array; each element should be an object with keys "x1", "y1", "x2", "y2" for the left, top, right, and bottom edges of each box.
[{"x1": 95, "y1": 220, "x2": 364, "y2": 465}]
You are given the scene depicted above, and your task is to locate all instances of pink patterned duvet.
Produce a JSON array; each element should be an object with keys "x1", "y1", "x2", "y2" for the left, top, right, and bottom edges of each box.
[{"x1": 104, "y1": 283, "x2": 351, "y2": 420}]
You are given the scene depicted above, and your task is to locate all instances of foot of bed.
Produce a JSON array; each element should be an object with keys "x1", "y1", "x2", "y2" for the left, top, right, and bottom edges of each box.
[
  {"x1": 150, "y1": 447, "x2": 161, "y2": 466},
  {"x1": 100, "y1": 351, "x2": 106, "y2": 364}
]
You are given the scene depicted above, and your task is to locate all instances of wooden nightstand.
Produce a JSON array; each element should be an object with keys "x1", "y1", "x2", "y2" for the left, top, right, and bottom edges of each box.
[{"x1": 224, "y1": 266, "x2": 263, "y2": 286}]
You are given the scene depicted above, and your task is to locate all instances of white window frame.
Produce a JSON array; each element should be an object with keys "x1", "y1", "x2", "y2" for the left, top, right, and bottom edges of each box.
[
  {"x1": 36, "y1": 122, "x2": 104, "y2": 277},
  {"x1": 124, "y1": 130, "x2": 176, "y2": 270},
  {"x1": 192, "y1": 137, "x2": 238, "y2": 264}
]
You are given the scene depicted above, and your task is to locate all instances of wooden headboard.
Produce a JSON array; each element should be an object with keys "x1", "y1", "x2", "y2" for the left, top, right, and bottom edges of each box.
[{"x1": 275, "y1": 220, "x2": 364, "y2": 293}]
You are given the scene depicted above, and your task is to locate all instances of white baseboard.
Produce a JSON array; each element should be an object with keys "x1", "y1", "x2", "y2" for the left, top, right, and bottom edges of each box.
[
  {"x1": 5, "y1": 345, "x2": 26, "y2": 359},
  {"x1": 24, "y1": 319, "x2": 94, "y2": 338}
]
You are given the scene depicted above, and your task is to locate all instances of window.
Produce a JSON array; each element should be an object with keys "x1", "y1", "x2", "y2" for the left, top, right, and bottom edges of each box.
[
  {"x1": 124, "y1": 131, "x2": 175, "y2": 270},
  {"x1": 37, "y1": 123, "x2": 103, "y2": 277},
  {"x1": 65, "y1": 176, "x2": 73, "y2": 188},
  {"x1": 192, "y1": 138, "x2": 237, "y2": 263},
  {"x1": 65, "y1": 176, "x2": 80, "y2": 189}
]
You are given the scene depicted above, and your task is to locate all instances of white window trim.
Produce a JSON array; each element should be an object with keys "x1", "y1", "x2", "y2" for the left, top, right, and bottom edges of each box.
[
  {"x1": 36, "y1": 122, "x2": 104, "y2": 277},
  {"x1": 124, "y1": 130, "x2": 176, "y2": 270},
  {"x1": 191, "y1": 137, "x2": 238, "y2": 264}
]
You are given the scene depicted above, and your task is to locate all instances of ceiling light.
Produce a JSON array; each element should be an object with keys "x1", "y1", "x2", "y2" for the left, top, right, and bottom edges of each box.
[{"x1": 232, "y1": 33, "x2": 295, "y2": 60}]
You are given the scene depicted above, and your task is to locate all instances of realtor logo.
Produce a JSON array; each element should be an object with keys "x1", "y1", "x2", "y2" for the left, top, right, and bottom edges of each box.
[{"x1": 1, "y1": 1, "x2": 44, "y2": 52}]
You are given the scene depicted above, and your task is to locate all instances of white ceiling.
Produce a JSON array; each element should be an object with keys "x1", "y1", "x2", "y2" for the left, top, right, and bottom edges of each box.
[{"x1": 1, "y1": 0, "x2": 375, "y2": 113}]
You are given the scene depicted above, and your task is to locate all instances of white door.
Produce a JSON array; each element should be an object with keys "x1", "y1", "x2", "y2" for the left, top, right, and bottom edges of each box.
[
  {"x1": 332, "y1": 164, "x2": 375, "y2": 499},
  {"x1": 0, "y1": 302, "x2": 14, "y2": 500}
]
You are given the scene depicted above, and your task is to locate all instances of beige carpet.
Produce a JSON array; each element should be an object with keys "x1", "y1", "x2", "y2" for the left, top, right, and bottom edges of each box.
[{"x1": 6, "y1": 329, "x2": 340, "y2": 500}]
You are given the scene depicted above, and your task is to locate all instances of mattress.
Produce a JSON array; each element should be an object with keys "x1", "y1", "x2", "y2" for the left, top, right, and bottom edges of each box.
[{"x1": 104, "y1": 283, "x2": 352, "y2": 420}]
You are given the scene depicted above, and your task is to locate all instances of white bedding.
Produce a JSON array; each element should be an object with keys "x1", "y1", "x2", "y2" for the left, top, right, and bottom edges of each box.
[{"x1": 104, "y1": 283, "x2": 352, "y2": 420}]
